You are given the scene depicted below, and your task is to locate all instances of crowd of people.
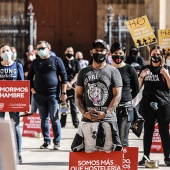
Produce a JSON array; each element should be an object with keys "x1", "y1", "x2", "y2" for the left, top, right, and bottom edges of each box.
[{"x1": 0, "y1": 39, "x2": 170, "y2": 166}]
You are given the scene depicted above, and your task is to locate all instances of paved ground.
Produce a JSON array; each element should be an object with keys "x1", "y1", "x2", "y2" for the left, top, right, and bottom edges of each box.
[{"x1": 4, "y1": 113, "x2": 170, "y2": 170}]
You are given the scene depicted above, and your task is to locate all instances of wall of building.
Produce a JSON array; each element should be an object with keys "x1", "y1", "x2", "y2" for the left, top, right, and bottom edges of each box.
[{"x1": 26, "y1": 0, "x2": 97, "y2": 60}]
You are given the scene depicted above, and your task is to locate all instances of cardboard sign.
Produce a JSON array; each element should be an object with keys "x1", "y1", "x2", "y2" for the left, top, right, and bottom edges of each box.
[
  {"x1": 158, "y1": 29, "x2": 170, "y2": 53},
  {"x1": 126, "y1": 15, "x2": 157, "y2": 48},
  {"x1": 69, "y1": 151, "x2": 123, "y2": 170},
  {"x1": 0, "y1": 80, "x2": 30, "y2": 112},
  {"x1": 22, "y1": 113, "x2": 54, "y2": 137},
  {"x1": 122, "y1": 147, "x2": 138, "y2": 170},
  {"x1": 0, "y1": 120, "x2": 17, "y2": 170}
]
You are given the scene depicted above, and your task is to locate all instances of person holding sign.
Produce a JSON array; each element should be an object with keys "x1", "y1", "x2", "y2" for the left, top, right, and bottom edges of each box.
[
  {"x1": 27, "y1": 41, "x2": 68, "y2": 150},
  {"x1": 110, "y1": 42, "x2": 139, "y2": 146},
  {"x1": 0, "y1": 44, "x2": 24, "y2": 164},
  {"x1": 71, "y1": 39, "x2": 122, "y2": 152},
  {"x1": 138, "y1": 46, "x2": 170, "y2": 166}
]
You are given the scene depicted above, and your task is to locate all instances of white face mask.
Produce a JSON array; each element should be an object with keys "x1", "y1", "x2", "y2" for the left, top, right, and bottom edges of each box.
[
  {"x1": 38, "y1": 50, "x2": 47, "y2": 58},
  {"x1": 12, "y1": 53, "x2": 17, "y2": 60},
  {"x1": 2, "y1": 51, "x2": 12, "y2": 60},
  {"x1": 167, "y1": 60, "x2": 170, "y2": 66},
  {"x1": 29, "y1": 54, "x2": 36, "y2": 61}
]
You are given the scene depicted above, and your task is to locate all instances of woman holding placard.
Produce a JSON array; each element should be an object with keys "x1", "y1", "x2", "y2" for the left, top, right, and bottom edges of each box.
[
  {"x1": 0, "y1": 44, "x2": 24, "y2": 164},
  {"x1": 138, "y1": 46, "x2": 170, "y2": 166}
]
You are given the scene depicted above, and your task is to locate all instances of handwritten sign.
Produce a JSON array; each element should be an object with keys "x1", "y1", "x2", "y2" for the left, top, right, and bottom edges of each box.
[
  {"x1": 0, "y1": 80, "x2": 30, "y2": 112},
  {"x1": 126, "y1": 15, "x2": 157, "y2": 48},
  {"x1": 158, "y1": 29, "x2": 170, "y2": 53},
  {"x1": 69, "y1": 151, "x2": 123, "y2": 170}
]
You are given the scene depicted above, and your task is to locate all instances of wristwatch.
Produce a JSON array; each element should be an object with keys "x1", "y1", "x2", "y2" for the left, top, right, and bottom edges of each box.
[{"x1": 61, "y1": 92, "x2": 67, "y2": 95}]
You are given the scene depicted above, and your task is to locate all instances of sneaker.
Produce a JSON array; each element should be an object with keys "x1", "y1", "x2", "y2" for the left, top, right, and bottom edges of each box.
[
  {"x1": 40, "y1": 141, "x2": 51, "y2": 149},
  {"x1": 18, "y1": 155, "x2": 22, "y2": 164},
  {"x1": 138, "y1": 156, "x2": 148, "y2": 166},
  {"x1": 114, "y1": 145, "x2": 122, "y2": 151},
  {"x1": 53, "y1": 143, "x2": 61, "y2": 150},
  {"x1": 74, "y1": 124, "x2": 79, "y2": 128},
  {"x1": 164, "y1": 158, "x2": 170, "y2": 166}
]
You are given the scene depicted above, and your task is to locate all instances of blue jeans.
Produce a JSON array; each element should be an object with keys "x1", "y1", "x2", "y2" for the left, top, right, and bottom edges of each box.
[
  {"x1": 31, "y1": 94, "x2": 38, "y2": 113},
  {"x1": 33, "y1": 93, "x2": 61, "y2": 144},
  {"x1": 0, "y1": 112, "x2": 22, "y2": 154}
]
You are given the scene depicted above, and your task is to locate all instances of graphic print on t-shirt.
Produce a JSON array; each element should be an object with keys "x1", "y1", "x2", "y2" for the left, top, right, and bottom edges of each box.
[
  {"x1": 87, "y1": 82, "x2": 108, "y2": 106},
  {"x1": 0, "y1": 68, "x2": 17, "y2": 79},
  {"x1": 144, "y1": 72, "x2": 159, "y2": 81}
]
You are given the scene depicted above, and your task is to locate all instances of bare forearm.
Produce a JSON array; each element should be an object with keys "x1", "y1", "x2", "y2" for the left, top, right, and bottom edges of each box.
[
  {"x1": 61, "y1": 84, "x2": 67, "y2": 93},
  {"x1": 106, "y1": 95, "x2": 121, "y2": 114},
  {"x1": 75, "y1": 97, "x2": 86, "y2": 114}
]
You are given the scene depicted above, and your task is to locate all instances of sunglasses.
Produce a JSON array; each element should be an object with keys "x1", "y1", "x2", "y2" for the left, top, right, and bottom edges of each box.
[{"x1": 37, "y1": 47, "x2": 46, "y2": 51}]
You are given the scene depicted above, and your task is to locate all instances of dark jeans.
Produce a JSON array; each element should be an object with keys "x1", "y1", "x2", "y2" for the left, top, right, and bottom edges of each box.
[
  {"x1": 139, "y1": 100, "x2": 170, "y2": 159},
  {"x1": 116, "y1": 104, "x2": 133, "y2": 146},
  {"x1": 33, "y1": 93, "x2": 61, "y2": 144},
  {"x1": 69, "y1": 97, "x2": 79, "y2": 126},
  {"x1": 0, "y1": 112, "x2": 22, "y2": 154}
]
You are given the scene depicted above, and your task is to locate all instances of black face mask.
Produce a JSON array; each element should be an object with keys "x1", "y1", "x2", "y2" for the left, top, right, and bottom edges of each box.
[
  {"x1": 66, "y1": 53, "x2": 73, "y2": 58},
  {"x1": 92, "y1": 53, "x2": 106, "y2": 63},
  {"x1": 112, "y1": 55, "x2": 124, "y2": 64},
  {"x1": 151, "y1": 55, "x2": 161, "y2": 63}
]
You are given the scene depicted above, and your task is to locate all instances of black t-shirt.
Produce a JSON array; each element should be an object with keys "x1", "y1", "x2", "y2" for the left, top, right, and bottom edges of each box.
[
  {"x1": 63, "y1": 59, "x2": 80, "y2": 82},
  {"x1": 117, "y1": 64, "x2": 139, "y2": 103},
  {"x1": 141, "y1": 65, "x2": 170, "y2": 105},
  {"x1": 125, "y1": 56, "x2": 144, "y2": 67},
  {"x1": 76, "y1": 64, "x2": 122, "y2": 121}
]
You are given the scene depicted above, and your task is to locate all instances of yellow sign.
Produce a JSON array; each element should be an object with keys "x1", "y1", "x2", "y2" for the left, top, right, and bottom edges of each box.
[
  {"x1": 158, "y1": 29, "x2": 170, "y2": 53},
  {"x1": 126, "y1": 15, "x2": 157, "y2": 48}
]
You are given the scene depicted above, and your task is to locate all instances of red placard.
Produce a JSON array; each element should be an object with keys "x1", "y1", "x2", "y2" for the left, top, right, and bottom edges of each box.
[
  {"x1": 151, "y1": 124, "x2": 170, "y2": 153},
  {"x1": 122, "y1": 147, "x2": 138, "y2": 170},
  {"x1": 22, "y1": 113, "x2": 54, "y2": 137},
  {"x1": 69, "y1": 151, "x2": 123, "y2": 170},
  {"x1": 0, "y1": 80, "x2": 30, "y2": 112}
]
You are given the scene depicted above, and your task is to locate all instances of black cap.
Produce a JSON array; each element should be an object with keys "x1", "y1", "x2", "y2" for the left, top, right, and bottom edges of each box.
[
  {"x1": 92, "y1": 39, "x2": 107, "y2": 49},
  {"x1": 110, "y1": 42, "x2": 122, "y2": 53}
]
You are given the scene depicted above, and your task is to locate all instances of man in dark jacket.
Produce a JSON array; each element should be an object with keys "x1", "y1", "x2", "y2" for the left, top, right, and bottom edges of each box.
[{"x1": 27, "y1": 41, "x2": 67, "y2": 150}]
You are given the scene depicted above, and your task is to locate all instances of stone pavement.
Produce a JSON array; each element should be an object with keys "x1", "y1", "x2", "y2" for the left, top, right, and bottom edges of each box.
[{"x1": 5, "y1": 113, "x2": 170, "y2": 170}]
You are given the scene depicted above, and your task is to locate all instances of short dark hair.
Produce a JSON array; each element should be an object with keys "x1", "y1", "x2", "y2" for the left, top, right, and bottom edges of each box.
[{"x1": 37, "y1": 41, "x2": 49, "y2": 47}]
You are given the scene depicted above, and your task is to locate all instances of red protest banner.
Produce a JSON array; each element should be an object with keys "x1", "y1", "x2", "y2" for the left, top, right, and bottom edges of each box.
[
  {"x1": 151, "y1": 124, "x2": 163, "y2": 153},
  {"x1": 122, "y1": 147, "x2": 138, "y2": 170},
  {"x1": 0, "y1": 80, "x2": 30, "y2": 112},
  {"x1": 151, "y1": 124, "x2": 170, "y2": 153},
  {"x1": 69, "y1": 151, "x2": 123, "y2": 170},
  {"x1": 22, "y1": 113, "x2": 54, "y2": 137}
]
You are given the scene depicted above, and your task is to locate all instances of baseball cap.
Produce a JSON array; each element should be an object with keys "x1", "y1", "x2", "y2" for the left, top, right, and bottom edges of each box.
[{"x1": 92, "y1": 39, "x2": 107, "y2": 49}]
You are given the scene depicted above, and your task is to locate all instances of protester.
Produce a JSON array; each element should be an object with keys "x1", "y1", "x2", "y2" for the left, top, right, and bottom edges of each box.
[
  {"x1": 60, "y1": 47, "x2": 80, "y2": 128},
  {"x1": 48, "y1": 43, "x2": 57, "y2": 57},
  {"x1": 125, "y1": 45, "x2": 144, "y2": 67},
  {"x1": 0, "y1": 44, "x2": 24, "y2": 164},
  {"x1": 23, "y1": 51, "x2": 37, "y2": 115},
  {"x1": 11, "y1": 46, "x2": 22, "y2": 64},
  {"x1": 111, "y1": 42, "x2": 139, "y2": 146},
  {"x1": 27, "y1": 40, "x2": 67, "y2": 150},
  {"x1": 165, "y1": 50, "x2": 170, "y2": 66},
  {"x1": 138, "y1": 46, "x2": 170, "y2": 166},
  {"x1": 24, "y1": 44, "x2": 34, "y2": 64},
  {"x1": 75, "y1": 51, "x2": 89, "y2": 69},
  {"x1": 71, "y1": 39, "x2": 122, "y2": 152}
]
